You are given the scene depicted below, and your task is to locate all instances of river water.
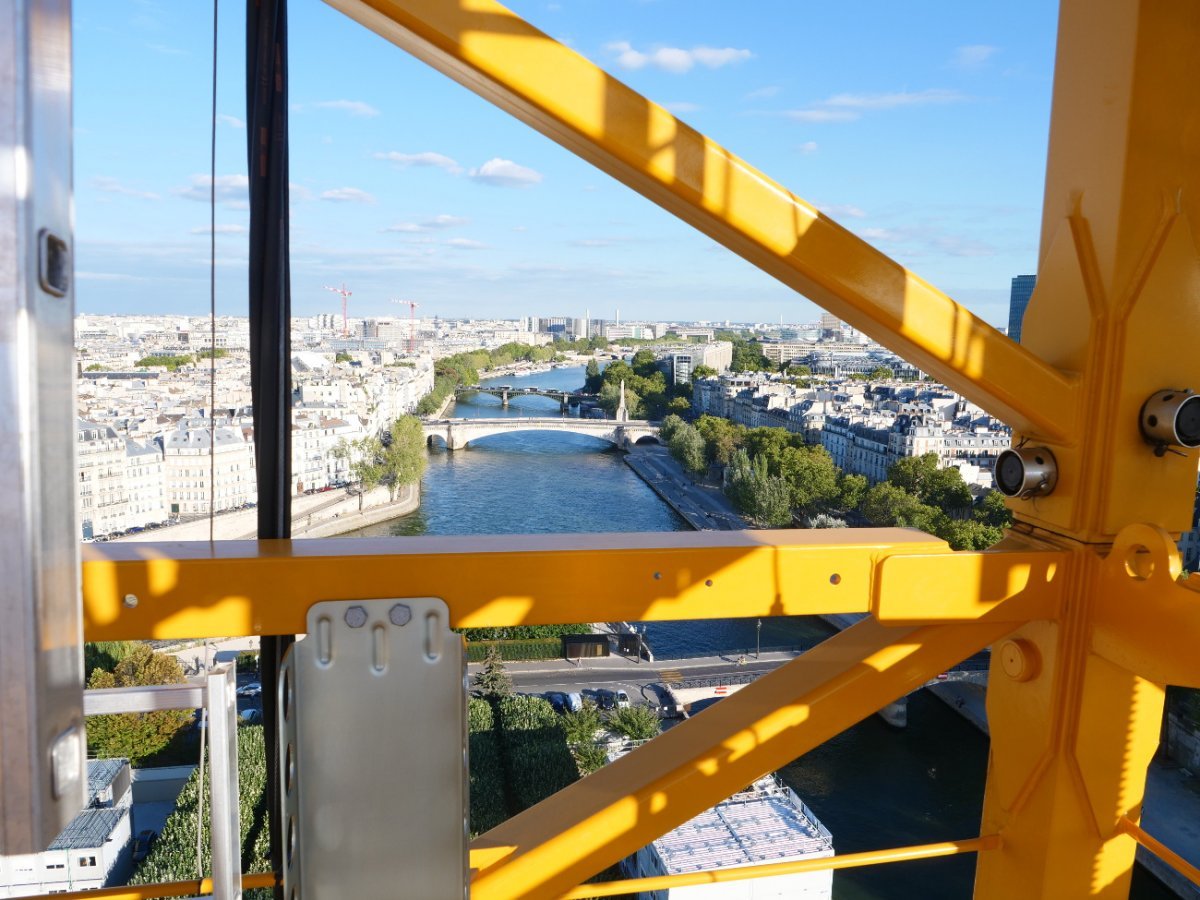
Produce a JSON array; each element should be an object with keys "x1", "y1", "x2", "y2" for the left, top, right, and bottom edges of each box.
[{"x1": 351, "y1": 364, "x2": 1171, "y2": 900}]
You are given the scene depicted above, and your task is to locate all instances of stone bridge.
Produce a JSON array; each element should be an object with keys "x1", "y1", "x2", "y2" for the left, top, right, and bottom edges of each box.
[
  {"x1": 454, "y1": 385, "x2": 599, "y2": 410},
  {"x1": 421, "y1": 417, "x2": 660, "y2": 451}
]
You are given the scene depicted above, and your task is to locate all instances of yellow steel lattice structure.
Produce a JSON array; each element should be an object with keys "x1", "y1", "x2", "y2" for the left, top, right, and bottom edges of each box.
[{"x1": 77, "y1": 1, "x2": 1200, "y2": 898}]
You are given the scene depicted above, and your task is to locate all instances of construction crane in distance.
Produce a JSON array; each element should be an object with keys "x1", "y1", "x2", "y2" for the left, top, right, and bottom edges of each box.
[
  {"x1": 323, "y1": 283, "x2": 352, "y2": 337},
  {"x1": 391, "y1": 298, "x2": 420, "y2": 355}
]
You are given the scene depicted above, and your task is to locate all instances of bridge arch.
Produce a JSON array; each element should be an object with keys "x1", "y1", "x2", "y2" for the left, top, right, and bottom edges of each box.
[{"x1": 420, "y1": 417, "x2": 658, "y2": 452}]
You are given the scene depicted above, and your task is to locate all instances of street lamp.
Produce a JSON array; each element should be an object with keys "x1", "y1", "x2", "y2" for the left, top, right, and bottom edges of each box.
[{"x1": 756, "y1": 619, "x2": 761, "y2": 660}]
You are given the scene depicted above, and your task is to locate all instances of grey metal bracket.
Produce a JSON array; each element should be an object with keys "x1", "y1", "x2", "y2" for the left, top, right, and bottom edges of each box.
[{"x1": 279, "y1": 598, "x2": 467, "y2": 900}]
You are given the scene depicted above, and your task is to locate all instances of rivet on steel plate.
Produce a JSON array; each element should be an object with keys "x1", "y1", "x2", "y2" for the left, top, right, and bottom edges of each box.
[
  {"x1": 389, "y1": 603, "x2": 412, "y2": 626},
  {"x1": 123, "y1": 593, "x2": 138, "y2": 608},
  {"x1": 344, "y1": 605, "x2": 368, "y2": 628}
]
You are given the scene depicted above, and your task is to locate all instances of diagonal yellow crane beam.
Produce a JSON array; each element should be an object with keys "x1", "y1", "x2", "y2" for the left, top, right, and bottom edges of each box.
[
  {"x1": 468, "y1": 616, "x2": 1016, "y2": 900},
  {"x1": 323, "y1": 0, "x2": 1079, "y2": 445}
]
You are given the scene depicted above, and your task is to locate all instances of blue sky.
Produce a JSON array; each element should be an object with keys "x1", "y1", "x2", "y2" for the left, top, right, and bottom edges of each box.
[{"x1": 74, "y1": 1, "x2": 1059, "y2": 326}]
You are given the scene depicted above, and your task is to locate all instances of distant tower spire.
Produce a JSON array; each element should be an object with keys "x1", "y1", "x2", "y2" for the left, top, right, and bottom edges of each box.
[{"x1": 616, "y1": 379, "x2": 629, "y2": 422}]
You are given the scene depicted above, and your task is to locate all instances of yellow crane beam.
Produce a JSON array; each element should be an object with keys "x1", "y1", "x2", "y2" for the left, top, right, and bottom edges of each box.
[
  {"x1": 322, "y1": 0, "x2": 1079, "y2": 445},
  {"x1": 80, "y1": 531, "x2": 1065, "y2": 640}
]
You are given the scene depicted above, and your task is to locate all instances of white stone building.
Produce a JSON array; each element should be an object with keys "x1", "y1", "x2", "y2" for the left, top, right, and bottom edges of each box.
[
  {"x1": 123, "y1": 438, "x2": 168, "y2": 529},
  {"x1": 163, "y1": 422, "x2": 257, "y2": 516},
  {"x1": 77, "y1": 419, "x2": 128, "y2": 539}
]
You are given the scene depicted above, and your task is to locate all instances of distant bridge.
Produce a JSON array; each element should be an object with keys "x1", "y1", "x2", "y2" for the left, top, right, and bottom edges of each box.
[
  {"x1": 454, "y1": 385, "x2": 599, "y2": 410},
  {"x1": 422, "y1": 417, "x2": 659, "y2": 451}
]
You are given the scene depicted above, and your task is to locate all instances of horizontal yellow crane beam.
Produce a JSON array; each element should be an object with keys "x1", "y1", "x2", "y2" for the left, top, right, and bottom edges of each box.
[
  {"x1": 81, "y1": 531, "x2": 1065, "y2": 641},
  {"x1": 469, "y1": 616, "x2": 1015, "y2": 899},
  {"x1": 324, "y1": 0, "x2": 1079, "y2": 443}
]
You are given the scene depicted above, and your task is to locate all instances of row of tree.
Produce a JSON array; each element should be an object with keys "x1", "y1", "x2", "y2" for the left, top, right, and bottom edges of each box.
[
  {"x1": 662, "y1": 414, "x2": 1012, "y2": 549},
  {"x1": 333, "y1": 415, "x2": 427, "y2": 508}
]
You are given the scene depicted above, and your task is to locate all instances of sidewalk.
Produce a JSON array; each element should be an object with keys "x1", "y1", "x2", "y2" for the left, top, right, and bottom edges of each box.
[{"x1": 624, "y1": 444, "x2": 747, "y2": 531}]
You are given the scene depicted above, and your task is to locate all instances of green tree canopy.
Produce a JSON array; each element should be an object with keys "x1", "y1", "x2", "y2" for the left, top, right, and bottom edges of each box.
[
  {"x1": 778, "y1": 445, "x2": 840, "y2": 514},
  {"x1": 690, "y1": 364, "x2": 718, "y2": 380},
  {"x1": 726, "y1": 449, "x2": 792, "y2": 526},
  {"x1": 694, "y1": 415, "x2": 745, "y2": 466},
  {"x1": 975, "y1": 490, "x2": 1014, "y2": 529},
  {"x1": 659, "y1": 414, "x2": 686, "y2": 443},
  {"x1": 837, "y1": 473, "x2": 869, "y2": 512},
  {"x1": 668, "y1": 422, "x2": 708, "y2": 475},
  {"x1": 86, "y1": 644, "x2": 191, "y2": 765}
]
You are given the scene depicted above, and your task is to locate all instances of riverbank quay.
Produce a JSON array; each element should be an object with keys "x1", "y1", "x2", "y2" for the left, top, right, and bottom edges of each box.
[
  {"x1": 623, "y1": 444, "x2": 747, "y2": 531},
  {"x1": 110, "y1": 482, "x2": 418, "y2": 542}
]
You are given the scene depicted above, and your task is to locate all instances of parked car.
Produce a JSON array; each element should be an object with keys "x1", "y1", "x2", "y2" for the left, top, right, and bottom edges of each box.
[
  {"x1": 594, "y1": 689, "x2": 617, "y2": 711},
  {"x1": 131, "y1": 829, "x2": 157, "y2": 863},
  {"x1": 544, "y1": 691, "x2": 568, "y2": 714},
  {"x1": 614, "y1": 690, "x2": 631, "y2": 709},
  {"x1": 240, "y1": 708, "x2": 263, "y2": 724},
  {"x1": 565, "y1": 692, "x2": 584, "y2": 713},
  {"x1": 236, "y1": 682, "x2": 262, "y2": 697}
]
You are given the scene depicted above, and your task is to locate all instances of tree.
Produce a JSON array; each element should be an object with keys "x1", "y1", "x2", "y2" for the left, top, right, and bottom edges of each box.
[
  {"x1": 922, "y1": 466, "x2": 974, "y2": 515},
  {"x1": 471, "y1": 646, "x2": 513, "y2": 700},
  {"x1": 690, "y1": 364, "x2": 717, "y2": 380},
  {"x1": 334, "y1": 350, "x2": 353, "y2": 363},
  {"x1": 887, "y1": 453, "x2": 940, "y2": 497},
  {"x1": 668, "y1": 423, "x2": 708, "y2": 475},
  {"x1": 84, "y1": 640, "x2": 140, "y2": 678},
  {"x1": 778, "y1": 445, "x2": 840, "y2": 514},
  {"x1": 85, "y1": 363, "x2": 108, "y2": 372},
  {"x1": 86, "y1": 644, "x2": 192, "y2": 765},
  {"x1": 695, "y1": 415, "x2": 744, "y2": 466},
  {"x1": 941, "y1": 519, "x2": 1004, "y2": 551},
  {"x1": 837, "y1": 473, "x2": 868, "y2": 512},
  {"x1": 659, "y1": 414, "x2": 686, "y2": 443},
  {"x1": 382, "y1": 415, "x2": 427, "y2": 499},
  {"x1": 584, "y1": 358, "x2": 602, "y2": 392},
  {"x1": 561, "y1": 702, "x2": 603, "y2": 747},
  {"x1": 743, "y1": 427, "x2": 795, "y2": 475},
  {"x1": 726, "y1": 450, "x2": 792, "y2": 526},
  {"x1": 344, "y1": 436, "x2": 384, "y2": 510},
  {"x1": 803, "y1": 513, "x2": 847, "y2": 529},
  {"x1": 867, "y1": 365, "x2": 895, "y2": 380},
  {"x1": 607, "y1": 705, "x2": 662, "y2": 741},
  {"x1": 976, "y1": 490, "x2": 1013, "y2": 529},
  {"x1": 630, "y1": 349, "x2": 659, "y2": 378}
]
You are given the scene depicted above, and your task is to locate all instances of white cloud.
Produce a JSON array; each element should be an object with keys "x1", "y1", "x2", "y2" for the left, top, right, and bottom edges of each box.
[
  {"x1": 798, "y1": 141, "x2": 819, "y2": 154},
  {"x1": 663, "y1": 101, "x2": 701, "y2": 114},
  {"x1": 176, "y1": 174, "x2": 249, "y2": 203},
  {"x1": 190, "y1": 224, "x2": 247, "y2": 235},
  {"x1": 446, "y1": 238, "x2": 489, "y2": 249},
  {"x1": 950, "y1": 45, "x2": 997, "y2": 70},
  {"x1": 92, "y1": 176, "x2": 160, "y2": 200},
  {"x1": 468, "y1": 158, "x2": 543, "y2": 188},
  {"x1": 382, "y1": 214, "x2": 470, "y2": 234},
  {"x1": 216, "y1": 113, "x2": 245, "y2": 129},
  {"x1": 372, "y1": 151, "x2": 462, "y2": 175},
  {"x1": 314, "y1": 99, "x2": 380, "y2": 117},
  {"x1": 426, "y1": 214, "x2": 469, "y2": 228},
  {"x1": 606, "y1": 41, "x2": 752, "y2": 74},
  {"x1": 824, "y1": 89, "x2": 966, "y2": 110},
  {"x1": 815, "y1": 203, "x2": 867, "y2": 219},
  {"x1": 745, "y1": 85, "x2": 781, "y2": 100},
  {"x1": 320, "y1": 187, "x2": 376, "y2": 204},
  {"x1": 782, "y1": 89, "x2": 966, "y2": 125},
  {"x1": 785, "y1": 109, "x2": 860, "y2": 123}
]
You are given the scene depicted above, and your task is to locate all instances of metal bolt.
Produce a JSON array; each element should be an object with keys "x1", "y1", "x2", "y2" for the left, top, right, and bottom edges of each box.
[
  {"x1": 389, "y1": 603, "x2": 412, "y2": 627},
  {"x1": 704, "y1": 579, "x2": 713, "y2": 587},
  {"x1": 123, "y1": 594, "x2": 138, "y2": 609},
  {"x1": 653, "y1": 571, "x2": 662, "y2": 580},
  {"x1": 344, "y1": 605, "x2": 368, "y2": 628}
]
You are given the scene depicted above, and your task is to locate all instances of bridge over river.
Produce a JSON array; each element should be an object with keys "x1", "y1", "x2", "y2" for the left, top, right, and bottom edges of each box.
[
  {"x1": 454, "y1": 384, "x2": 600, "y2": 410},
  {"x1": 422, "y1": 416, "x2": 660, "y2": 451}
]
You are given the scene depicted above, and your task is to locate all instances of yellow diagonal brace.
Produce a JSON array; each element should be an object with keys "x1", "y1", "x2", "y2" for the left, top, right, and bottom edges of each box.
[
  {"x1": 80, "y1": 531, "x2": 1062, "y2": 641},
  {"x1": 469, "y1": 616, "x2": 1015, "y2": 900},
  {"x1": 323, "y1": 0, "x2": 1078, "y2": 443}
]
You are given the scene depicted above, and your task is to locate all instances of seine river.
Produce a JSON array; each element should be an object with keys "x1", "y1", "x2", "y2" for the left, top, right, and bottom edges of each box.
[{"x1": 353, "y1": 364, "x2": 1170, "y2": 900}]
